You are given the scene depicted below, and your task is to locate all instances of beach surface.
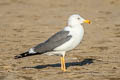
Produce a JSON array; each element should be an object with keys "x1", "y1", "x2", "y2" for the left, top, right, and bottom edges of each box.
[{"x1": 0, "y1": 0, "x2": 120, "y2": 80}]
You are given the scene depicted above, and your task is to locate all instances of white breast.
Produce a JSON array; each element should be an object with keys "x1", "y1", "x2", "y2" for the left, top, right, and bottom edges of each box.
[{"x1": 54, "y1": 25, "x2": 84, "y2": 51}]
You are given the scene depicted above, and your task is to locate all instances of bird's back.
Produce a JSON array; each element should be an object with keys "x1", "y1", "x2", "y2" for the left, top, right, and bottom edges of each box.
[{"x1": 54, "y1": 26, "x2": 84, "y2": 51}]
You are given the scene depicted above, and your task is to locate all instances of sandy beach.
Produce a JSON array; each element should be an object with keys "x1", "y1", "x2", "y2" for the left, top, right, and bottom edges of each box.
[{"x1": 0, "y1": 0, "x2": 120, "y2": 80}]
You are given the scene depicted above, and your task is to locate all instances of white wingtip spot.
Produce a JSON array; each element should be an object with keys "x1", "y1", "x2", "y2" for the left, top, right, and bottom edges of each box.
[{"x1": 29, "y1": 48, "x2": 36, "y2": 54}]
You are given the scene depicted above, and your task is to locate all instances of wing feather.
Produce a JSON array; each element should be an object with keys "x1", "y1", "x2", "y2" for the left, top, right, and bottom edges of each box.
[{"x1": 34, "y1": 30, "x2": 72, "y2": 53}]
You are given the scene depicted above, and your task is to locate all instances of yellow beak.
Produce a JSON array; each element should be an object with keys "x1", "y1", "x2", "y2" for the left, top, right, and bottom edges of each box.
[{"x1": 84, "y1": 20, "x2": 91, "y2": 24}]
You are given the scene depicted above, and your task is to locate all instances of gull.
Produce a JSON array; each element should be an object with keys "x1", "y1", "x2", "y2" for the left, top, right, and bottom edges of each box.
[{"x1": 15, "y1": 14, "x2": 90, "y2": 72}]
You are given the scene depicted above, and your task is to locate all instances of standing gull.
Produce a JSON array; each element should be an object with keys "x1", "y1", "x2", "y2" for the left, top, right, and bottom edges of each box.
[{"x1": 15, "y1": 14, "x2": 90, "y2": 71}]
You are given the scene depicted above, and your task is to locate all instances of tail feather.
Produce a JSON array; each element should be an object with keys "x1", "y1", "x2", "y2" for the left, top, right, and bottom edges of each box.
[{"x1": 14, "y1": 51, "x2": 37, "y2": 59}]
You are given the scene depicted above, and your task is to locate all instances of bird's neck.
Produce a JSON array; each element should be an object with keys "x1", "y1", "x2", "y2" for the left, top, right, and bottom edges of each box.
[
  {"x1": 64, "y1": 24, "x2": 84, "y2": 34},
  {"x1": 70, "y1": 24, "x2": 84, "y2": 30}
]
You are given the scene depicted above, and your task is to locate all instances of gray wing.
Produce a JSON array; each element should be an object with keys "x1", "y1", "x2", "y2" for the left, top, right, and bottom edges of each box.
[{"x1": 34, "y1": 30, "x2": 72, "y2": 53}]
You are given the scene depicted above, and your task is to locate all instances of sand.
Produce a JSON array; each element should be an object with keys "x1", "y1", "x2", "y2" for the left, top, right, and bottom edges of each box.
[{"x1": 0, "y1": 0, "x2": 120, "y2": 80}]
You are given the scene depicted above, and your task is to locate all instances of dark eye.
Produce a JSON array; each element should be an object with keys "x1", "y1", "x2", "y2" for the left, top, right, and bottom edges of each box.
[{"x1": 77, "y1": 17, "x2": 80, "y2": 20}]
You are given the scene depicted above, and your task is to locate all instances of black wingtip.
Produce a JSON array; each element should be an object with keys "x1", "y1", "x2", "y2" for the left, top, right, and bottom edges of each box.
[
  {"x1": 14, "y1": 51, "x2": 29, "y2": 59},
  {"x1": 14, "y1": 51, "x2": 43, "y2": 59},
  {"x1": 14, "y1": 55, "x2": 23, "y2": 59}
]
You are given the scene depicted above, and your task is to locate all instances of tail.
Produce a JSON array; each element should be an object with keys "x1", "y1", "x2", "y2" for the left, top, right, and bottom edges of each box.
[{"x1": 14, "y1": 51, "x2": 37, "y2": 59}]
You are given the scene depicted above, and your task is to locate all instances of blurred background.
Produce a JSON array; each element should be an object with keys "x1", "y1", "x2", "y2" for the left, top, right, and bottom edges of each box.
[{"x1": 0, "y1": 0, "x2": 120, "y2": 80}]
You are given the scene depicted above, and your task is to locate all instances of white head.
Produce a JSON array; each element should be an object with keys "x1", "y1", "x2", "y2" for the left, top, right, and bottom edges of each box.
[{"x1": 68, "y1": 14, "x2": 90, "y2": 27}]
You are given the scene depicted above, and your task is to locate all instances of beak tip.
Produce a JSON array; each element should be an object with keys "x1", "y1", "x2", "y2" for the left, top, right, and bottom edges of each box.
[
  {"x1": 88, "y1": 21, "x2": 91, "y2": 24},
  {"x1": 84, "y1": 20, "x2": 91, "y2": 24}
]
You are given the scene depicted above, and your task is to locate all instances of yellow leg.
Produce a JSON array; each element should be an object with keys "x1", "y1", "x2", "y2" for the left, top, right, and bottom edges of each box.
[
  {"x1": 62, "y1": 56, "x2": 66, "y2": 72},
  {"x1": 61, "y1": 57, "x2": 64, "y2": 70},
  {"x1": 61, "y1": 56, "x2": 66, "y2": 72}
]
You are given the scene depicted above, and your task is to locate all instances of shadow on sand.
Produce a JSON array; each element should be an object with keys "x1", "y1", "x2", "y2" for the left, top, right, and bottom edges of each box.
[{"x1": 23, "y1": 58, "x2": 94, "y2": 69}]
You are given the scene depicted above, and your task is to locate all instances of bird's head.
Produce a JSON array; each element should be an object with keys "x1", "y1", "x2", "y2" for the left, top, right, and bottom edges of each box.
[{"x1": 68, "y1": 14, "x2": 91, "y2": 27}]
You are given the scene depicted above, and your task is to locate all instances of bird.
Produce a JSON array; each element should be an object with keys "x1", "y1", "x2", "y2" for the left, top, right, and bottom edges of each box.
[{"x1": 15, "y1": 14, "x2": 91, "y2": 72}]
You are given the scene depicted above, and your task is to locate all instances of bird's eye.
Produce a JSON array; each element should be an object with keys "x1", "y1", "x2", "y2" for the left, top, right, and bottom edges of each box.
[{"x1": 77, "y1": 17, "x2": 80, "y2": 20}]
